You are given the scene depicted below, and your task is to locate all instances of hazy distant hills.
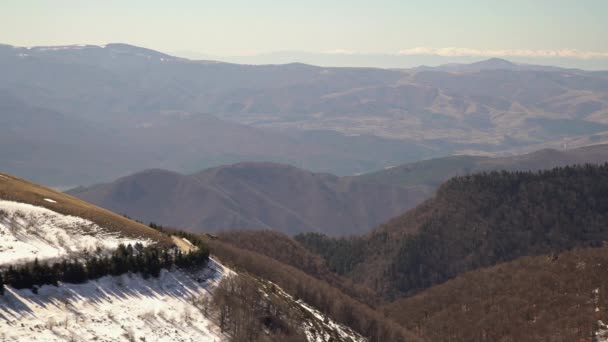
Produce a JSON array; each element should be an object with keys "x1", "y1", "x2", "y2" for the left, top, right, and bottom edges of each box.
[
  {"x1": 69, "y1": 162, "x2": 427, "y2": 235},
  {"x1": 356, "y1": 143, "x2": 608, "y2": 188},
  {"x1": 413, "y1": 57, "x2": 571, "y2": 72},
  {"x1": 1, "y1": 43, "x2": 608, "y2": 186}
]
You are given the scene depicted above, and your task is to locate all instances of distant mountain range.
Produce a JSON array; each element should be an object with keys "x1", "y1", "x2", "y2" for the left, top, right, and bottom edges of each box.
[
  {"x1": 179, "y1": 50, "x2": 608, "y2": 71},
  {"x1": 1, "y1": 43, "x2": 608, "y2": 186}
]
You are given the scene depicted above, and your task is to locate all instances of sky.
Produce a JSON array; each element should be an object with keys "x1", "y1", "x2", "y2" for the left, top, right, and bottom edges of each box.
[{"x1": 1, "y1": 0, "x2": 607, "y2": 68}]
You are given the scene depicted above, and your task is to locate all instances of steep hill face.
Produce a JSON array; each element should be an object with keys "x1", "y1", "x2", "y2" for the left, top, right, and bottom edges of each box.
[
  {"x1": 69, "y1": 163, "x2": 427, "y2": 235},
  {"x1": 297, "y1": 164, "x2": 608, "y2": 298}
]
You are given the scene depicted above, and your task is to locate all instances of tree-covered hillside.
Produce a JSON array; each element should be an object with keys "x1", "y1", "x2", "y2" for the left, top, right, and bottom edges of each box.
[{"x1": 298, "y1": 164, "x2": 608, "y2": 297}]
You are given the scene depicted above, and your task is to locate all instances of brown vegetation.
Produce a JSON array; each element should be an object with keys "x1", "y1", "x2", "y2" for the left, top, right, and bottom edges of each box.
[
  {"x1": 298, "y1": 164, "x2": 608, "y2": 299},
  {"x1": 204, "y1": 273, "x2": 308, "y2": 342},
  {"x1": 217, "y1": 230, "x2": 380, "y2": 306},
  {"x1": 204, "y1": 238, "x2": 424, "y2": 342},
  {"x1": 384, "y1": 246, "x2": 608, "y2": 341}
]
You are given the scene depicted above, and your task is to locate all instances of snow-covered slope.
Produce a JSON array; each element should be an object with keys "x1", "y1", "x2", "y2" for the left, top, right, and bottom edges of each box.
[
  {"x1": 0, "y1": 199, "x2": 229, "y2": 341},
  {"x1": 0, "y1": 260, "x2": 229, "y2": 341},
  {"x1": 0, "y1": 200, "x2": 150, "y2": 265},
  {"x1": 0, "y1": 198, "x2": 363, "y2": 342}
]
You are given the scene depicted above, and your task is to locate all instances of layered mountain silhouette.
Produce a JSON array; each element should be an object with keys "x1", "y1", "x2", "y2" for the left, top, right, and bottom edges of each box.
[
  {"x1": 356, "y1": 143, "x2": 608, "y2": 188},
  {"x1": 2, "y1": 43, "x2": 608, "y2": 186},
  {"x1": 69, "y1": 162, "x2": 427, "y2": 235},
  {"x1": 70, "y1": 144, "x2": 608, "y2": 236}
]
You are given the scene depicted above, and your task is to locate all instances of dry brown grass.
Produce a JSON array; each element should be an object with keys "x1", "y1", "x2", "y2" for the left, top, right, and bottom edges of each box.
[{"x1": 0, "y1": 172, "x2": 172, "y2": 246}]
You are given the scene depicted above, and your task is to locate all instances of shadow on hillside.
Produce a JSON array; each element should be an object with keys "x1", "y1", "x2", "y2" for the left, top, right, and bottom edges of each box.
[{"x1": 0, "y1": 259, "x2": 225, "y2": 324}]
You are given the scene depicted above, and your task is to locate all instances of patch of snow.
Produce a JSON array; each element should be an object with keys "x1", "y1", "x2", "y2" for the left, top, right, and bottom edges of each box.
[
  {"x1": 43, "y1": 198, "x2": 57, "y2": 204},
  {"x1": 596, "y1": 320, "x2": 608, "y2": 342},
  {"x1": 0, "y1": 200, "x2": 150, "y2": 265},
  {"x1": 0, "y1": 259, "x2": 230, "y2": 342}
]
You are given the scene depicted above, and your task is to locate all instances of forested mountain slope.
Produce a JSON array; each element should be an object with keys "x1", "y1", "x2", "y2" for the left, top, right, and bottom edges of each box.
[
  {"x1": 298, "y1": 164, "x2": 608, "y2": 298},
  {"x1": 384, "y1": 245, "x2": 608, "y2": 341},
  {"x1": 215, "y1": 230, "x2": 380, "y2": 306},
  {"x1": 204, "y1": 236, "x2": 423, "y2": 342}
]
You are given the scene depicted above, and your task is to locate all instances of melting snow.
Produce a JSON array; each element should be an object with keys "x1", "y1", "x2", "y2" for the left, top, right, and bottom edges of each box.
[
  {"x1": 0, "y1": 200, "x2": 150, "y2": 265},
  {"x1": 43, "y1": 198, "x2": 57, "y2": 204}
]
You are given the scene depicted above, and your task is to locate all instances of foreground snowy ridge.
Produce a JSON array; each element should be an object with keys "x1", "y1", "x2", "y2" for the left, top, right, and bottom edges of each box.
[
  {"x1": 0, "y1": 259, "x2": 230, "y2": 342},
  {"x1": 0, "y1": 199, "x2": 360, "y2": 341},
  {"x1": 0, "y1": 199, "x2": 150, "y2": 265}
]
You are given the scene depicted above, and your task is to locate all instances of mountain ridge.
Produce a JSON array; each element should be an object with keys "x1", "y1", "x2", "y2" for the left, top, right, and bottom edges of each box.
[
  {"x1": 68, "y1": 162, "x2": 427, "y2": 235},
  {"x1": 3, "y1": 42, "x2": 608, "y2": 186}
]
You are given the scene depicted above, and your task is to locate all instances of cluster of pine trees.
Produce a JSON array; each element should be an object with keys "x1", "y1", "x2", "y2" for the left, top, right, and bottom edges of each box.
[{"x1": 0, "y1": 241, "x2": 209, "y2": 292}]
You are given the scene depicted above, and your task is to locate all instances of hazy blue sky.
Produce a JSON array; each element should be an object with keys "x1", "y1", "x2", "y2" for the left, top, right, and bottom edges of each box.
[{"x1": 1, "y1": 0, "x2": 607, "y2": 66}]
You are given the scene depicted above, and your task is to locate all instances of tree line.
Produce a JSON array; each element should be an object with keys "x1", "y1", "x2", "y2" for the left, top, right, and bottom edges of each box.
[{"x1": 0, "y1": 229, "x2": 210, "y2": 293}]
